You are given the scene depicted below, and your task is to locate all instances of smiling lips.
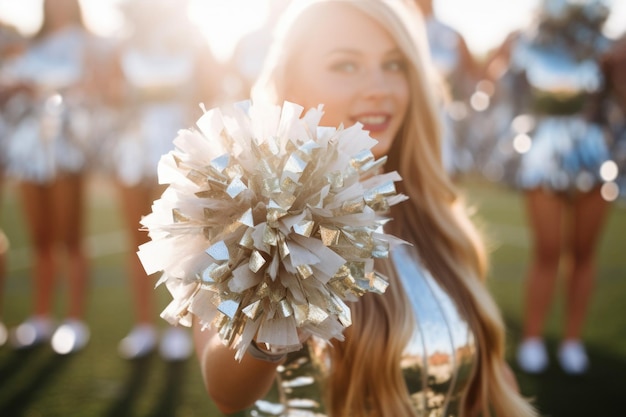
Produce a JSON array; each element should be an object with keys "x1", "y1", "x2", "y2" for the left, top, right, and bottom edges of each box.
[{"x1": 353, "y1": 113, "x2": 391, "y2": 133}]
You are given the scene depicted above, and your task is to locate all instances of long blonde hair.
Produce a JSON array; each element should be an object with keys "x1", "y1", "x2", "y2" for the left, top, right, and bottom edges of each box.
[{"x1": 253, "y1": 1, "x2": 537, "y2": 416}]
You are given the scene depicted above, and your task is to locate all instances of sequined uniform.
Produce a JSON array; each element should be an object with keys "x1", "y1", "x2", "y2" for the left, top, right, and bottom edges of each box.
[
  {"x1": 241, "y1": 245, "x2": 477, "y2": 417},
  {"x1": 494, "y1": 6, "x2": 617, "y2": 194},
  {"x1": 105, "y1": 44, "x2": 197, "y2": 186},
  {"x1": 1, "y1": 25, "x2": 93, "y2": 184},
  {"x1": 424, "y1": 17, "x2": 474, "y2": 176}
]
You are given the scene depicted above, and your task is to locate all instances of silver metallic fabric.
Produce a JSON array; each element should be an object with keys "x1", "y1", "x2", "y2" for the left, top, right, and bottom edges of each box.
[
  {"x1": 241, "y1": 245, "x2": 477, "y2": 417},
  {"x1": 480, "y1": 2, "x2": 618, "y2": 194},
  {"x1": 510, "y1": 33, "x2": 612, "y2": 193},
  {"x1": 101, "y1": 46, "x2": 197, "y2": 187},
  {"x1": 2, "y1": 25, "x2": 92, "y2": 184},
  {"x1": 516, "y1": 116, "x2": 610, "y2": 192},
  {"x1": 425, "y1": 18, "x2": 460, "y2": 80},
  {"x1": 425, "y1": 16, "x2": 475, "y2": 176}
]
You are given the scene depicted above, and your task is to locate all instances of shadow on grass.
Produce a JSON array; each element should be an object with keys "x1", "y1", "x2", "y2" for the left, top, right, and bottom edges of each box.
[
  {"x1": 103, "y1": 353, "x2": 154, "y2": 417},
  {"x1": 0, "y1": 347, "x2": 73, "y2": 416},
  {"x1": 103, "y1": 354, "x2": 189, "y2": 417},
  {"x1": 145, "y1": 359, "x2": 188, "y2": 417},
  {"x1": 506, "y1": 317, "x2": 625, "y2": 417}
]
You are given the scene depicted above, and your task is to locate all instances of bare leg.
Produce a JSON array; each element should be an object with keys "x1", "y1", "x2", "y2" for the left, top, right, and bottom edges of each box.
[
  {"x1": 0, "y1": 172, "x2": 6, "y2": 345},
  {"x1": 116, "y1": 181, "x2": 167, "y2": 359},
  {"x1": 0, "y1": 171, "x2": 5, "y2": 318},
  {"x1": 118, "y1": 181, "x2": 192, "y2": 361},
  {"x1": 117, "y1": 182, "x2": 159, "y2": 324},
  {"x1": 521, "y1": 188, "x2": 565, "y2": 339},
  {"x1": 52, "y1": 174, "x2": 88, "y2": 319},
  {"x1": 0, "y1": 228, "x2": 5, "y2": 315},
  {"x1": 563, "y1": 187, "x2": 611, "y2": 340},
  {"x1": 20, "y1": 182, "x2": 57, "y2": 317}
]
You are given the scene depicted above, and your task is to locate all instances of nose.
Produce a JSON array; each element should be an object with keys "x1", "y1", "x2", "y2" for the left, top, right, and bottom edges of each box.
[{"x1": 362, "y1": 68, "x2": 392, "y2": 99}]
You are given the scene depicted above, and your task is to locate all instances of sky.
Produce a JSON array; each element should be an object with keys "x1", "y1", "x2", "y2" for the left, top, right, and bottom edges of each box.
[{"x1": 0, "y1": 0, "x2": 625, "y2": 61}]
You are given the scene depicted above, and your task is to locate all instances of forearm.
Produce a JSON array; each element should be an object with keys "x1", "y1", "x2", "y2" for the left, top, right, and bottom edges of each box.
[{"x1": 193, "y1": 320, "x2": 281, "y2": 414}]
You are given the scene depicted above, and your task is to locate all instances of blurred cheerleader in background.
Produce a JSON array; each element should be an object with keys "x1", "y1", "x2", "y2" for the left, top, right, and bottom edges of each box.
[
  {"x1": 101, "y1": 0, "x2": 222, "y2": 361},
  {"x1": 0, "y1": 21, "x2": 27, "y2": 348},
  {"x1": 414, "y1": 0, "x2": 482, "y2": 178},
  {"x1": 1, "y1": 0, "x2": 103, "y2": 355},
  {"x1": 483, "y1": 0, "x2": 620, "y2": 375}
]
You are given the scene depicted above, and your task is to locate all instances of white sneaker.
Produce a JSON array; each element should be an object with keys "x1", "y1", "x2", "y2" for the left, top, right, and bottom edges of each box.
[
  {"x1": 51, "y1": 319, "x2": 90, "y2": 355},
  {"x1": 558, "y1": 340, "x2": 589, "y2": 375},
  {"x1": 10, "y1": 316, "x2": 55, "y2": 349},
  {"x1": 517, "y1": 337, "x2": 549, "y2": 374},
  {"x1": 118, "y1": 324, "x2": 157, "y2": 359},
  {"x1": 159, "y1": 326, "x2": 192, "y2": 361},
  {"x1": 0, "y1": 321, "x2": 7, "y2": 347}
]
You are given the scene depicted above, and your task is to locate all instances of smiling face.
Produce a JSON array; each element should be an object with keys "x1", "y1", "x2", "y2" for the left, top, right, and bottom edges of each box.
[{"x1": 283, "y1": 3, "x2": 410, "y2": 158}]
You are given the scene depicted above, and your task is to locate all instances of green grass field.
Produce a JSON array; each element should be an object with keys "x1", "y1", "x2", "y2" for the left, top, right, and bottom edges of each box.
[{"x1": 1, "y1": 176, "x2": 624, "y2": 417}]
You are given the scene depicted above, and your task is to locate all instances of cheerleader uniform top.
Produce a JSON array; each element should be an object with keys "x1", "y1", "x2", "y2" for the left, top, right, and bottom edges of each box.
[
  {"x1": 423, "y1": 17, "x2": 475, "y2": 176},
  {"x1": 110, "y1": 39, "x2": 197, "y2": 186},
  {"x1": 425, "y1": 17, "x2": 462, "y2": 89},
  {"x1": 242, "y1": 244, "x2": 477, "y2": 417},
  {"x1": 1, "y1": 25, "x2": 92, "y2": 183},
  {"x1": 507, "y1": 10, "x2": 616, "y2": 193}
]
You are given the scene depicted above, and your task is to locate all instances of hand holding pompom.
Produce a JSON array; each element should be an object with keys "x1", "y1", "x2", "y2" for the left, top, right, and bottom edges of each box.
[{"x1": 138, "y1": 100, "x2": 407, "y2": 360}]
